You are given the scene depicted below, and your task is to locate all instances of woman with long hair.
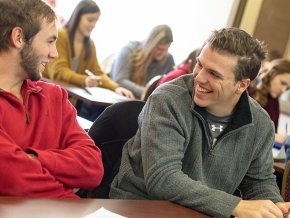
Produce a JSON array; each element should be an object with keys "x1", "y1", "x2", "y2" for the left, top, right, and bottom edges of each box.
[
  {"x1": 250, "y1": 59, "x2": 290, "y2": 131},
  {"x1": 44, "y1": 0, "x2": 134, "y2": 120},
  {"x1": 250, "y1": 58, "x2": 290, "y2": 162},
  {"x1": 110, "y1": 24, "x2": 175, "y2": 98}
]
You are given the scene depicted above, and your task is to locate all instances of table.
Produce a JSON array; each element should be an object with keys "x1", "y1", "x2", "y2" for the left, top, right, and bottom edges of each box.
[
  {"x1": 42, "y1": 77, "x2": 132, "y2": 107},
  {"x1": 274, "y1": 161, "x2": 286, "y2": 174},
  {"x1": 0, "y1": 197, "x2": 209, "y2": 218},
  {"x1": 77, "y1": 116, "x2": 93, "y2": 131}
]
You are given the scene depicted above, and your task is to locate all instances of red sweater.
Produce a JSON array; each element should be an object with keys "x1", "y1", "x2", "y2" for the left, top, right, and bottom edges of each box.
[
  {"x1": 157, "y1": 63, "x2": 191, "y2": 87},
  {"x1": 0, "y1": 80, "x2": 104, "y2": 198},
  {"x1": 263, "y1": 94, "x2": 280, "y2": 132}
]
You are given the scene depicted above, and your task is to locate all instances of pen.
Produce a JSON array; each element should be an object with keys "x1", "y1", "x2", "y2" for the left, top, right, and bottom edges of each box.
[
  {"x1": 85, "y1": 69, "x2": 103, "y2": 86},
  {"x1": 83, "y1": 87, "x2": 92, "y2": 95},
  {"x1": 85, "y1": 69, "x2": 94, "y2": 76}
]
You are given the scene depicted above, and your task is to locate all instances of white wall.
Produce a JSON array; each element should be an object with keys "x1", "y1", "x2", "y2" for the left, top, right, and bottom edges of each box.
[{"x1": 56, "y1": 0, "x2": 236, "y2": 65}]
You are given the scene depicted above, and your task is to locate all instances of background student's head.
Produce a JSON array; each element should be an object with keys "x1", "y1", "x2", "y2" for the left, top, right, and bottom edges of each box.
[
  {"x1": 65, "y1": 0, "x2": 100, "y2": 60},
  {"x1": 253, "y1": 58, "x2": 290, "y2": 106},
  {"x1": 142, "y1": 24, "x2": 173, "y2": 62}
]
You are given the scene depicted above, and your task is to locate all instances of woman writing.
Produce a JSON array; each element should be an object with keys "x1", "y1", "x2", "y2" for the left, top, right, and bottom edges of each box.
[
  {"x1": 249, "y1": 58, "x2": 290, "y2": 162},
  {"x1": 44, "y1": 0, "x2": 134, "y2": 120}
]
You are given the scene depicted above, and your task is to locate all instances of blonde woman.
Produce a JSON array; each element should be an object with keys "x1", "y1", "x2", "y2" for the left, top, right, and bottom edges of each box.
[{"x1": 111, "y1": 24, "x2": 175, "y2": 98}]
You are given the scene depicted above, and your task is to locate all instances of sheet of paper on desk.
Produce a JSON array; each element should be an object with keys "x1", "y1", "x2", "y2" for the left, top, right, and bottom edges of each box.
[
  {"x1": 272, "y1": 145, "x2": 286, "y2": 159},
  {"x1": 83, "y1": 207, "x2": 127, "y2": 218},
  {"x1": 86, "y1": 87, "x2": 129, "y2": 100}
]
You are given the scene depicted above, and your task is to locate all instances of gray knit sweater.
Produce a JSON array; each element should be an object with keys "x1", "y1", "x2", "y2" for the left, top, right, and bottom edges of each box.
[{"x1": 110, "y1": 74, "x2": 283, "y2": 218}]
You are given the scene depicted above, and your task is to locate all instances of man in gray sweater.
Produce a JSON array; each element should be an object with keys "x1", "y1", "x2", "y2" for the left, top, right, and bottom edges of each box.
[{"x1": 110, "y1": 27, "x2": 290, "y2": 217}]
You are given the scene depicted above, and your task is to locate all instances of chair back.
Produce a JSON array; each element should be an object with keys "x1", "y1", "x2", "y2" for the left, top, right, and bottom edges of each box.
[
  {"x1": 282, "y1": 161, "x2": 290, "y2": 201},
  {"x1": 88, "y1": 100, "x2": 145, "y2": 198},
  {"x1": 142, "y1": 75, "x2": 163, "y2": 101}
]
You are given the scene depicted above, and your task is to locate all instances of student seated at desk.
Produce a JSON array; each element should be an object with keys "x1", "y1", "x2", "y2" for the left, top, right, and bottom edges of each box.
[
  {"x1": 156, "y1": 48, "x2": 200, "y2": 87},
  {"x1": 110, "y1": 27, "x2": 290, "y2": 217},
  {"x1": 0, "y1": 0, "x2": 103, "y2": 198},
  {"x1": 44, "y1": 0, "x2": 134, "y2": 121},
  {"x1": 110, "y1": 24, "x2": 175, "y2": 99},
  {"x1": 249, "y1": 58, "x2": 290, "y2": 163}
]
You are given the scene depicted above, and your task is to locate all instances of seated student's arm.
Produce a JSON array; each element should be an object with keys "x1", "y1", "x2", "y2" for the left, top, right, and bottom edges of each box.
[
  {"x1": 0, "y1": 130, "x2": 77, "y2": 198},
  {"x1": 87, "y1": 41, "x2": 119, "y2": 91},
  {"x1": 110, "y1": 44, "x2": 145, "y2": 98},
  {"x1": 275, "y1": 133, "x2": 288, "y2": 145},
  {"x1": 0, "y1": 86, "x2": 103, "y2": 197},
  {"x1": 233, "y1": 119, "x2": 286, "y2": 217},
  {"x1": 26, "y1": 87, "x2": 104, "y2": 190},
  {"x1": 46, "y1": 29, "x2": 87, "y2": 87}
]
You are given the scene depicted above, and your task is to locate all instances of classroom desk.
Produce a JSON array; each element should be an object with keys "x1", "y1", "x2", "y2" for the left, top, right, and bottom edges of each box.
[
  {"x1": 274, "y1": 161, "x2": 286, "y2": 174},
  {"x1": 42, "y1": 77, "x2": 132, "y2": 107},
  {"x1": 0, "y1": 197, "x2": 209, "y2": 218},
  {"x1": 77, "y1": 116, "x2": 93, "y2": 131}
]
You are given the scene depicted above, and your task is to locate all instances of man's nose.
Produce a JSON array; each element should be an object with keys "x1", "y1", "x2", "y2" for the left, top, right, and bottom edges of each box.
[
  {"x1": 195, "y1": 69, "x2": 207, "y2": 83},
  {"x1": 49, "y1": 46, "x2": 58, "y2": 59}
]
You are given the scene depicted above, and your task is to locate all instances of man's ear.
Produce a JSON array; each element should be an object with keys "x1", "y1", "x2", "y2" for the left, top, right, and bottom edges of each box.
[
  {"x1": 236, "y1": 78, "x2": 251, "y2": 94},
  {"x1": 10, "y1": 27, "x2": 25, "y2": 49}
]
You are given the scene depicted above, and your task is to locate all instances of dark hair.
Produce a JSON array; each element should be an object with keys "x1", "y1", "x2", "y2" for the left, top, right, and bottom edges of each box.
[
  {"x1": 204, "y1": 27, "x2": 266, "y2": 82},
  {"x1": 251, "y1": 58, "x2": 290, "y2": 106},
  {"x1": 183, "y1": 48, "x2": 200, "y2": 72},
  {"x1": 0, "y1": 0, "x2": 56, "y2": 52},
  {"x1": 65, "y1": 0, "x2": 100, "y2": 60}
]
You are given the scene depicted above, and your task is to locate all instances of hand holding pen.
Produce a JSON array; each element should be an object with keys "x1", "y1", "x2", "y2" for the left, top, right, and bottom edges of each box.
[{"x1": 84, "y1": 69, "x2": 103, "y2": 87}]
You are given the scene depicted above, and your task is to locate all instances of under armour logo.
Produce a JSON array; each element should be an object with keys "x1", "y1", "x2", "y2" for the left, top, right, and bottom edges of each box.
[{"x1": 211, "y1": 124, "x2": 223, "y2": 132}]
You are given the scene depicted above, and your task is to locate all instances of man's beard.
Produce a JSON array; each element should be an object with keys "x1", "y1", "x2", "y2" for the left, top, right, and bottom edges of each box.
[{"x1": 20, "y1": 43, "x2": 41, "y2": 81}]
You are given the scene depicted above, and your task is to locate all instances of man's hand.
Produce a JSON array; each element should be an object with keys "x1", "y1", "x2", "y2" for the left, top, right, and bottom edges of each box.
[
  {"x1": 276, "y1": 202, "x2": 290, "y2": 217},
  {"x1": 115, "y1": 87, "x2": 135, "y2": 99},
  {"x1": 232, "y1": 200, "x2": 286, "y2": 218},
  {"x1": 275, "y1": 133, "x2": 288, "y2": 145}
]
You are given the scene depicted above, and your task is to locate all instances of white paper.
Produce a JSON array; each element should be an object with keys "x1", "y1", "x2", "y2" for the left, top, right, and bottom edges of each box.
[
  {"x1": 85, "y1": 87, "x2": 129, "y2": 100},
  {"x1": 83, "y1": 207, "x2": 127, "y2": 218},
  {"x1": 272, "y1": 146, "x2": 286, "y2": 159}
]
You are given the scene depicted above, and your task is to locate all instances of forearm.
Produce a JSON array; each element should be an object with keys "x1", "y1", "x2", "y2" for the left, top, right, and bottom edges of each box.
[
  {"x1": 0, "y1": 146, "x2": 76, "y2": 198},
  {"x1": 145, "y1": 163, "x2": 241, "y2": 217},
  {"x1": 100, "y1": 74, "x2": 119, "y2": 90},
  {"x1": 53, "y1": 64, "x2": 86, "y2": 87},
  {"x1": 239, "y1": 122, "x2": 282, "y2": 202},
  {"x1": 29, "y1": 138, "x2": 104, "y2": 190},
  {"x1": 118, "y1": 79, "x2": 144, "y2": 98},
  {"x1": 239, "y1": 177, "x2": 283, "y2": 202}
]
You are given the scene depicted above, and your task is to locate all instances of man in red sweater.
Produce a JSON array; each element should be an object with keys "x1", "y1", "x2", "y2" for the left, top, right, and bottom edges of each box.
[{"x1": 0, "y1": 0, "x2": 104, "y2": 198}]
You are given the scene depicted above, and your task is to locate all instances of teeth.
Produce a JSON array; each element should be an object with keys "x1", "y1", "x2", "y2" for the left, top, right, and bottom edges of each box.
[{"x1": 197, "y1": 87, "x2": 210, "y2": 93}]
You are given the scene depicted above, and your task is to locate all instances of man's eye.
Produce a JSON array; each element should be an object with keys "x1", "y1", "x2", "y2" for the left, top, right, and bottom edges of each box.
[{"x1": 209, "y1": 71, "x2": 220, "y2": 78}]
